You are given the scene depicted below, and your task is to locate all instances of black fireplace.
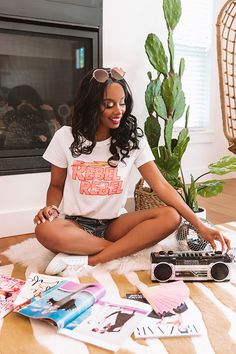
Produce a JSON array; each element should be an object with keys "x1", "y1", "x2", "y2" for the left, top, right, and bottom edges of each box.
[{"x1": 0, "y1": 0, "x2": 102, "y2": 175}]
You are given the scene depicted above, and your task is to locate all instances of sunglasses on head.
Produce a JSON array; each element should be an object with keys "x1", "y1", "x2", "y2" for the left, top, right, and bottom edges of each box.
[{"x1": 92, "y1": 67, "x2": 125, "y2": 83}]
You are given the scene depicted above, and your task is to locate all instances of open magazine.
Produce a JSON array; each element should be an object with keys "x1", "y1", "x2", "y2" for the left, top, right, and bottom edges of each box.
[
  {"x1": 0, "y1": 274, "x2": 25, "y2": 319},
  {"x1": 127, "y1": 294, "x2": 201, "y2": 338},
  {"x1": 14, "y1": 272, "x2": 77, "y2": 307},
  {"x1": 16, "y1": 280, "x2": 151, "y2": 352}
]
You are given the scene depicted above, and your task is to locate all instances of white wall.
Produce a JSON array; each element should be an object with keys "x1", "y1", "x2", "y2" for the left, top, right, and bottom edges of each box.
[
  {"x1": 0, "y1": 0, "x2": 234, "y2": 237},
  {"x1": 0, "y1": 173, "x2": 50, "y2": 237},
  {"x1": 103, "y1": 0, "x2": 233, "y2": 180}
]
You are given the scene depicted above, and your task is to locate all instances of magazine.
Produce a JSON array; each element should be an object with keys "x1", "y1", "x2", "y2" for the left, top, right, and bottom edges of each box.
[
  {"x1": 126, "y1": 294, "x2": 201, "y2": 339},
  {"x1": 0, "y1": 274, "x2": 25, "y2": 319},
  {"x1": 16, "y1": 280, "x2": 151, "y2": 352},
  {"x1": 14, "y1": 272, "x2": 78, "y2": 307}
]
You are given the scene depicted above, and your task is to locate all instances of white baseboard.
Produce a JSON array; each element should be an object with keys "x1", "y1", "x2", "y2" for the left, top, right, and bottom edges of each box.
[{"x1": 0, "y1": 208, "x2": 37, "y2": 238}]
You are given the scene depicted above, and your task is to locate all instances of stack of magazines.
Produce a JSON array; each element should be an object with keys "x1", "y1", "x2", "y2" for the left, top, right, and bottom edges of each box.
[
  {"x1": 1, "y1": 272, "x2": 202, "y2": 351},
  {"x1": 1, "y1": 272, "x2": 151, "y2": 352}
]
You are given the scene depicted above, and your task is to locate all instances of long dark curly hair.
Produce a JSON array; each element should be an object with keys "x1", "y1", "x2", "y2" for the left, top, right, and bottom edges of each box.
[{"x1": 70, "y1": 68, "x2": 143, "y2": 166}]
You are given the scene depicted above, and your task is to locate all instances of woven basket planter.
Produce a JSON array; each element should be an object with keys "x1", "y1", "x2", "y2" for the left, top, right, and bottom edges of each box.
[{"x1": 134, "y1": 178, "x2": 166, "y2": 211}]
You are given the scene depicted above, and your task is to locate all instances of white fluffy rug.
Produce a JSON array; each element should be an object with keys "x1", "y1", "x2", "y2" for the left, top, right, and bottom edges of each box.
[{"x1": 2, "y1": 233, "x2": 179, "y2": 277}]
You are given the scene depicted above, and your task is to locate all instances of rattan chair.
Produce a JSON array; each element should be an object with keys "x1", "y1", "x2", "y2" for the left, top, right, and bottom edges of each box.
[{"x1": 216, "y1": 0, "x2": 236, "y2": 154}]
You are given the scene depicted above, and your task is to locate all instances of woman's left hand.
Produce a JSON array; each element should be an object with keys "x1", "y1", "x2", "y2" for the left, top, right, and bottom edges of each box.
[{"x1": 198, "y1": 223, "x2": 231, "y2": 252}]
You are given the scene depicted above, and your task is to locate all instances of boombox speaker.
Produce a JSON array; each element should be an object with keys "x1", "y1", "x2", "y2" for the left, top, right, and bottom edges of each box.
[{"x1": 151, "y1": 251, "x2": 234, "y2": 282}]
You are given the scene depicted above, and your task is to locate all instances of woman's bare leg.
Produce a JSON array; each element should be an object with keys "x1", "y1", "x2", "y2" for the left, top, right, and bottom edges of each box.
[
  {"x1": 36, "y1": 206, "x2": 181, "y2": 267},
  {"x1": 35, "y1": 218, "x2": 112, "y2": 255},
  {"x1": 88, "y1": 206, "x2": 181, "y2": 266}
]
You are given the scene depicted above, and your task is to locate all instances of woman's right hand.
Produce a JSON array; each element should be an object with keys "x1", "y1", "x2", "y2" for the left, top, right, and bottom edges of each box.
[{"x1": 34, "y1": 205, "x2": 59, "y2": 225}]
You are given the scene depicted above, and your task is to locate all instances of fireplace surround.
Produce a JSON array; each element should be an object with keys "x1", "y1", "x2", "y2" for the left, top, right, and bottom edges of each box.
[{"x1": 0, "y1": 0, "x2": 102, "y2": 175}]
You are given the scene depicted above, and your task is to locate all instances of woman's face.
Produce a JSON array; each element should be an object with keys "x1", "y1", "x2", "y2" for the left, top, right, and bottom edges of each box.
[{"x1": 97, "y1": 83, "x2": 126, "y2": 140}]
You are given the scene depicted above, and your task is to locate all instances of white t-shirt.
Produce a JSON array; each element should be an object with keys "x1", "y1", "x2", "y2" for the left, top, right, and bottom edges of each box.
[{"x1": 43, "y1": 126, "x2": 154, "y2": 219}]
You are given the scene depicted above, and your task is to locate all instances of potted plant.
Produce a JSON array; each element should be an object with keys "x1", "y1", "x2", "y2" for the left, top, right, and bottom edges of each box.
[
  {"x1": 135, "y1": 0, "x2": 236, "y2": 214},
  {"x1": 134, "y1": 0, "x2": 189, "y2": 211},
  {"x1": 179, "y1": 155, "x2": 236, "y2": 213},
  {"x1": 144, "y1": 0, "x2": 189, "y2": 191}
]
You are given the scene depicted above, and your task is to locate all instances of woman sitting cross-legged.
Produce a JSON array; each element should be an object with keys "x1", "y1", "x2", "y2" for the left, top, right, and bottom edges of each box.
[{"x1": 34, "y1": 67, "x2": 230, "y2": 275}]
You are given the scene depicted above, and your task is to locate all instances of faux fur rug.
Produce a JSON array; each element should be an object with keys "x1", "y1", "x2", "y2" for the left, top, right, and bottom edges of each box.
[
  {"x1": 3, "y1": 222, "x2": 236, "y2": 279},
  {"x1": 2, "y1": 233, "x2": 179, "y2": 277}
]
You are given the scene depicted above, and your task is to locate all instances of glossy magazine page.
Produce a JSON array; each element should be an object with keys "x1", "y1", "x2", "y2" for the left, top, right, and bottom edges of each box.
[
  {"x1": 14, "y1": 272, "x2": 75, "y2": 307},
  {"x1": 0, "y1": 274, "x2": 25, "y2": 319},
  {"x1": 16, "y1": 281, "x2": 105, "y2": 329},
  {"x1": 60, "y1": 297, "x2": 151, "y2": 352}
]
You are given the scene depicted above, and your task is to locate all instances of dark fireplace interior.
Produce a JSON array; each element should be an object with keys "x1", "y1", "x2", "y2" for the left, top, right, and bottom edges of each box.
[{"x1": 0, "y1": 0, "x2": 102, "y2": 175}]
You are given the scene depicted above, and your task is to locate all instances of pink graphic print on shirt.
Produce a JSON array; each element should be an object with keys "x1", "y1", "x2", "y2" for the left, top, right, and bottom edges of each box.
[{"x1": 71, "y1": 161, "x2": 123, "y2": 196}]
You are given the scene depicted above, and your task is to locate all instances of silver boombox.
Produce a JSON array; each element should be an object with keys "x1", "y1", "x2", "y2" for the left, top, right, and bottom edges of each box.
[{"x1": 151, "y1": 250, "x2": 234, "y2": 282}]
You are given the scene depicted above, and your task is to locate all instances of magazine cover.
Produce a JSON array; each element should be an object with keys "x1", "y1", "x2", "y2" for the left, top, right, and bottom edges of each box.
[
  {"x1": 16, "y1": 281, "x2": 106, "y2": 329},
  {"x1": 127, "y1": 294, "x2": 201, "y2": 339},
  {"x1": 60, "y1": 297, "x2": 151, "y2": 352},
  {"x1": 14, "y1": 272, "x2": 78, "y2": 307},
  {"x1": 0, "y1": 274, "x2": 25, "y2": 319}
]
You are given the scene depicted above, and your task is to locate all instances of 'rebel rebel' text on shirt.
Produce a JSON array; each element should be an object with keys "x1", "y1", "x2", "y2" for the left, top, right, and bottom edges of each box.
[{"x1": 71, "y1": 160, "x2": 123, "y2": 196}]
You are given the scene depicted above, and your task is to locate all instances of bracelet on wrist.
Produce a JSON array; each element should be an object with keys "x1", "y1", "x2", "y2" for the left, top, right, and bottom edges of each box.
[{"x1": 49, "y1": 205, "x2": 60, "y2": 215}]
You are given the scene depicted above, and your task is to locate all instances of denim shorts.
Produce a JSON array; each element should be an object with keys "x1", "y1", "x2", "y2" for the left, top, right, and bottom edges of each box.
[{"x1": 65, "y1": 215, "x2": 115, "y2": 238}]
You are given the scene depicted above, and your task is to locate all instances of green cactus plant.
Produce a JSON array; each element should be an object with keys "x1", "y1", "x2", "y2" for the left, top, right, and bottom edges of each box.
[
  {"x1": 144, "y1": 0, "x2": 190, "y2": 190},
  {"x1": 143, "y1": 0, "x2": 236, "y2": 211}
]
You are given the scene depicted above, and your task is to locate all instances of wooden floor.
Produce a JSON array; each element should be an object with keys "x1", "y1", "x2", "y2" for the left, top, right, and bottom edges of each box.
[
  {"x1": 197, "y1": 178, "x2": 236, "y2": 225},
  {"x1": 0, "y1": 178, "x2": 235, "y2": 265}
]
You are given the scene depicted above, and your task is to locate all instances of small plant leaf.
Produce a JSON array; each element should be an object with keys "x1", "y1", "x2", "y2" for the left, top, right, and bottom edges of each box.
[
  {"x1": 145, "y1": 33, "x2": 168, "y2": 75},
  {"x1": 153, "y1": 146, "x2": 180, "y2": 183},
  {"x1": 185, "y1": 105, "x2": 190, "y2": 128},
  {"x1": 164, "y1": 118, "x2": 174, "y2": 151},
  {"x1": 197, "y1": 180, "x2": 224, "y2": 197},
  {"x1": 164, "y1": 173, "x2": 182, "y2": 189},
  {"x1": 147, "y1": 71, "x2": 152, "y2": 81},
  {"x1": 171, "y1": 138, "x2": 178, "y2": 151},
  {"x1": 208, "y1": 155, "x2": 236, "y2": 175},
  {"x1": 188, "y1": 175, "x2": 198, "y2": 211},
  {"x1": 168, "y1": 31, "x2": 174, "y2": 72},
  {"x1": 163, "y1": 0, "x2": 182, "y2": 30},
  {"x1": 179, "y1": 57, "x2": 185, "y2": 78},
  {"x1": 153, "y1": 95, "x2": 167, "y2": 119},
  {"x1": 161, "y1": 75, "x2": 182, "y2": 115},
  {"x1": 173, "y1": 89, "x2": 186, "y2": 121},
  {"x1": 173, "y1": 127, "x2": 190, "y2": 159},
  {"x1": 145, "y1": 79, "x2": 161, "y2": 114},
  {"x1": 144, "y1": 115, "x2": 161, "y2": 148}
]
